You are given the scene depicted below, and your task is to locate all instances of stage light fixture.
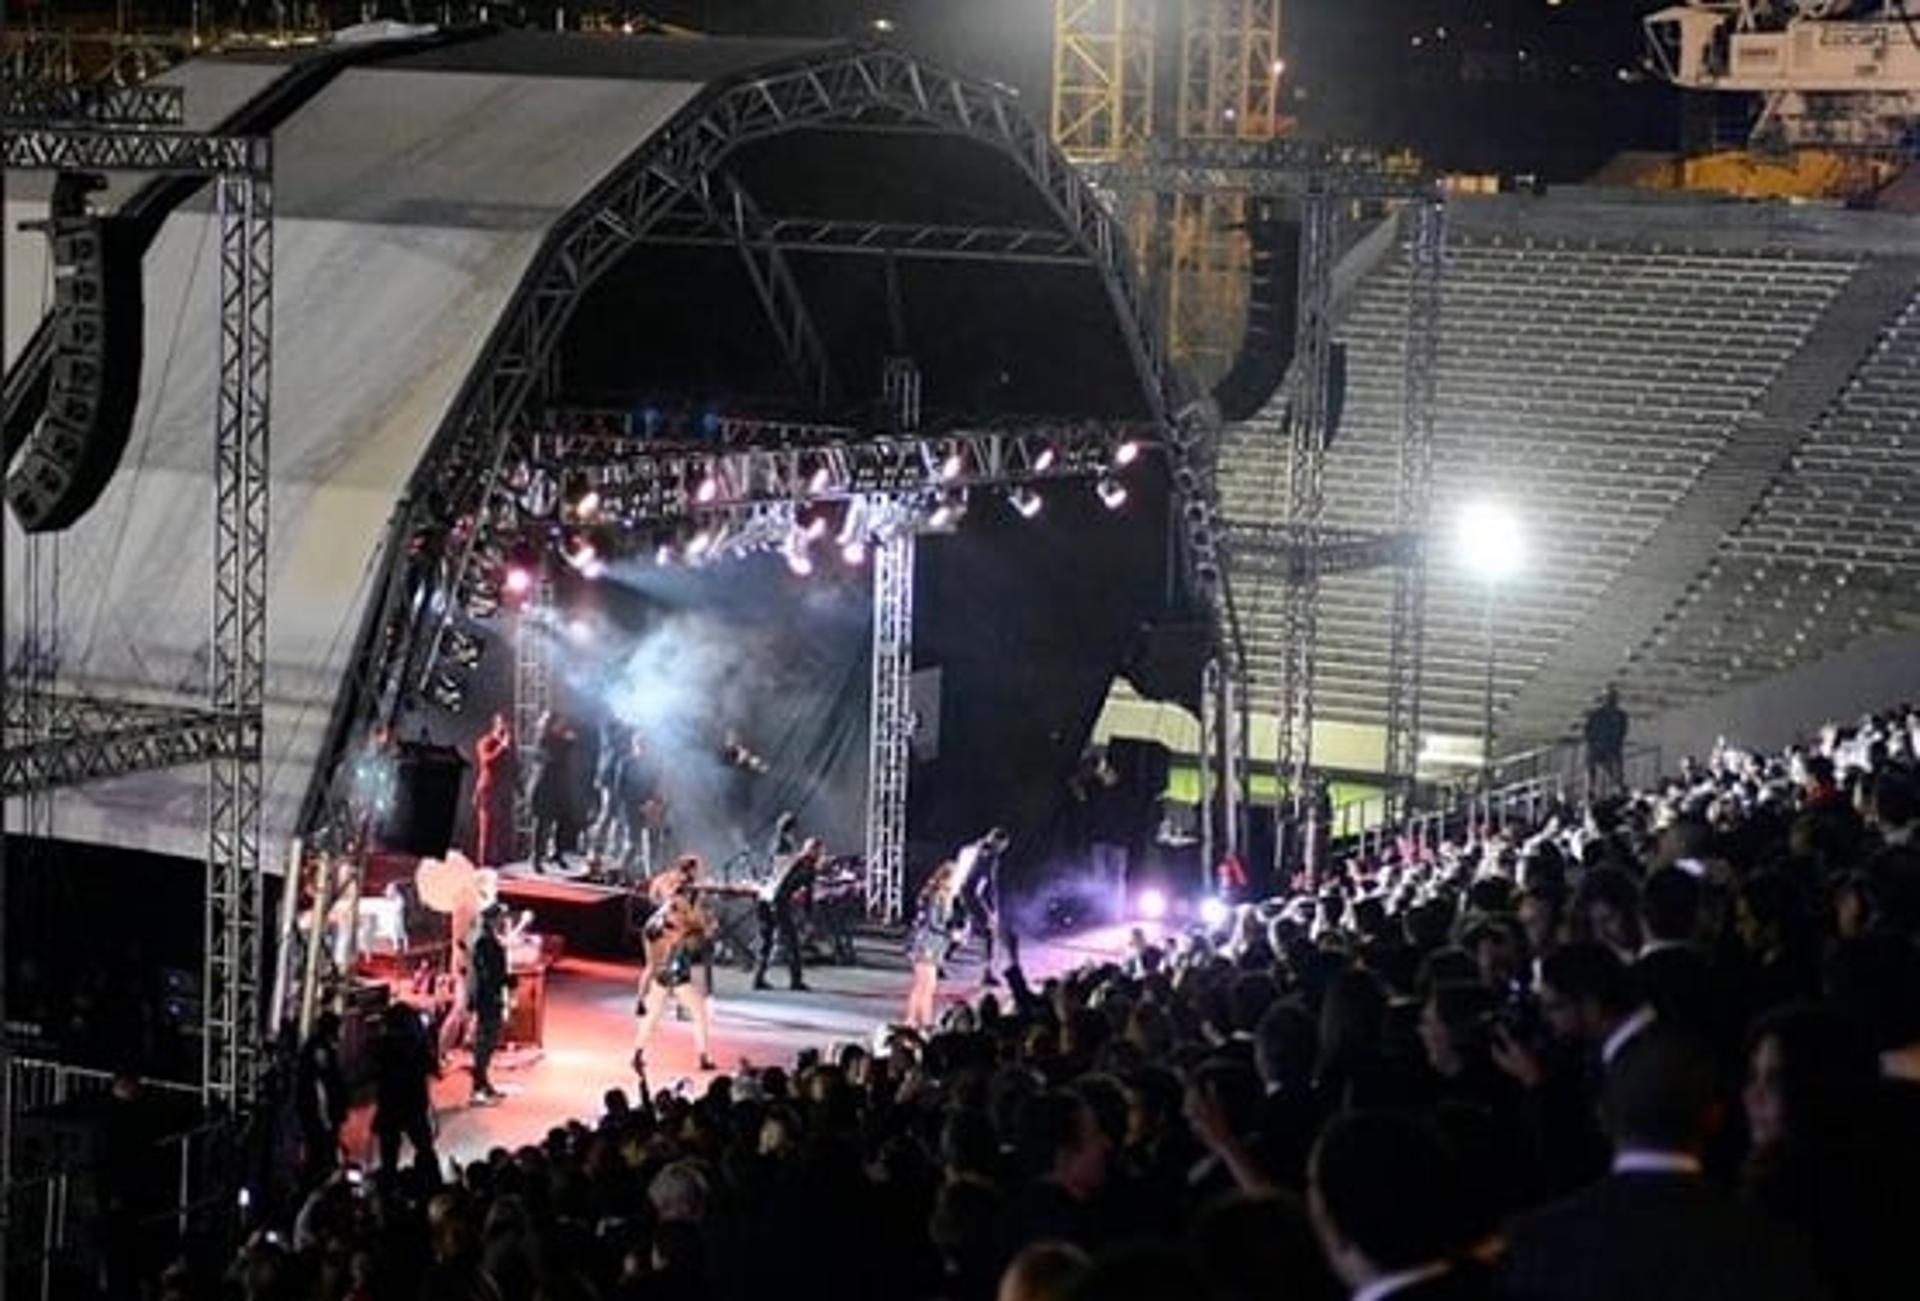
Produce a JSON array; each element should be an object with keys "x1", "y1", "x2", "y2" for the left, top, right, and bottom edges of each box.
[
  {"x1": 687, "y1": 529, "x2": 713, "y2": 558},
  {"x1": 842, "y1": 538, "x2": 868, "y2": 566},
  {"x1": 427, "y1": 672, "x2": 467, "y2": 713},
  {"x1": 504, "y1": 566, "x2": 534, "y2": 597},
  {"x1": 520, "y1": 469, "x2": 559, "y2": 518},
  {"x1": 1033, "y1": 445, "x2": 1058, "y2": 473},
  {"x1": 565, "y1": 617, "x2": 593, "y2": 645},
  {"x1": 785, "y1": 546, "x2": 814, "y2": 577},
  {"x1": 1137, "y1": 888, "x2": 1168, "y2": 921},
  {"x1": 1008, "y1": 486, "x2": 1043, "y2": 519},
  {"x1": 939, "y1": 445, "x2": 965, "y2": 482},
  {"x1": 695, "y1": 466, "x2": 720, "y2": 505},
  {"x1": 800, "y1": 505, "x2": 832, "y2": 542},
  {"x1": 806, "y1": 458, "x2": 834, "y2": 495},
  {"x1": 1096, "y1": 477, "x2": 1128, "y2": 510},
  {"x1": 445, "y1": 628, "x2": 484, "y2": 670},
  {"x1": 928, "y1": 491, "x2": 969, "y2": 530},
  {"x1": 1199, "y1": 896, "x2": 1231, "y2": 929},
  {"x1": 563, "y1": 536, "x2": 598, "y2": 574},
  {"x1": 574, "y1": 488, "x2": 602, "y2": 520},
  {"x1": 1114, "y1": 439, "x2": 1141, "y2": 467}
]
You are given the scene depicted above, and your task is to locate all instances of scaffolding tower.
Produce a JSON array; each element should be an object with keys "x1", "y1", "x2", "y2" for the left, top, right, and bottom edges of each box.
[{"x1": 0, "y1": 91, "x2": 274, "y2": 1114}]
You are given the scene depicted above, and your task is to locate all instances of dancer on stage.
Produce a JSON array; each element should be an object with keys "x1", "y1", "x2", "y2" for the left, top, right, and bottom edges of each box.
[
  {"x1": 633, "y1": 856, "x2": 717, "y2": 1074},
  {"x1": 754, "y1": 836, "x2": 822, "y2": 992},
  {"x1": 472, "y1": 713, "x2": 517, "y2": 869},
  {"x1": 904, "y1": 861, "x2": 963, "y2": 1029},
  {"x1": 954, "y1": 826, "x2": 1011, "y2": 987}
]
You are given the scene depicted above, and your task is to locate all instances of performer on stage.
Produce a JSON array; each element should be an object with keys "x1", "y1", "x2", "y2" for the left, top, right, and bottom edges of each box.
[
  {"x1": 754, "y1": 836, "x2": 822, "y2": 992},
  {"x1": 633, "y1": 856, "x2": 717, "y2": 1073},
  {"x1": 529, "y1": 711, "x2": 578, "y2": 872},
  {"x1": 472, "y1": 713, "x2": 517, "y2": 869},
  {"x1": 904, "y1": 862, "x2": 963, "y2": 1029},
  {"x1": 954, "y1": 826, "x2": 1011, "y2": 987},
  {"x1": 467, "y1": 903, "x2": 512, "y2": 1105}
]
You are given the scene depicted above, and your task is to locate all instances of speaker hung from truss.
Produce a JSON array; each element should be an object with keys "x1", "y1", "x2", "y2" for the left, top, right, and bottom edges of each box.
[
  {"x1": 1211, "y1": 199, "x2": 1300, "y2": 422},
  {"x1": 6, "y1": 170, "x2": 146, "y2": 534}
]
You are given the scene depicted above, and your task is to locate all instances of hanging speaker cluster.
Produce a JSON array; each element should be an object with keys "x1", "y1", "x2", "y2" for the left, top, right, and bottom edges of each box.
[{"x1": 6, "y1": 171, "x2": 145, "y2": 533}]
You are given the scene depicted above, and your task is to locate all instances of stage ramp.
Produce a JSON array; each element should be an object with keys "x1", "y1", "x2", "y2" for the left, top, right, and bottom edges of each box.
[{"x1": 4, "y1": 57, "x2": 702, "y2": 862}]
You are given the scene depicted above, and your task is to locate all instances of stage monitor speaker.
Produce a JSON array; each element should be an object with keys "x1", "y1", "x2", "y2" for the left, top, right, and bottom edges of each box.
[
  {"x1": 376, "y1": 742, "x2": 467, "y2": 857},
  {"x1": 1211, "y1": 204, "x2": 1301, "y2": 422},
  {"x1": 6, "y1": 173, "x2": 145, "y2": 534}
]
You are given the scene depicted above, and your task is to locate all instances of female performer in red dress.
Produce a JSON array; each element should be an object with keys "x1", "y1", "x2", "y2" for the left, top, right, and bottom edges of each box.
[{"x1": 473, "y1": 713, "x2": 517, "y2": 868}]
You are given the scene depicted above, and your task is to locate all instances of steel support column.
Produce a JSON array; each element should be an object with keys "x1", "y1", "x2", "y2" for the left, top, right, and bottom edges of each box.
[
  {"x1": 205, "y1": 158, "x2": 272, "y2": 1112},
  {"x1": 1383, "y1": 198, "x2": 1443, "y2": 823},
  {"x1": 865, "y1": 531, "x2": 915, "y2": 923},
  {"x1": 512, "y1": 572, "x2": 555, "y2": 857},
  {"x1": 1273, "y1": 184, "x2": 1335, "y2": 864}
]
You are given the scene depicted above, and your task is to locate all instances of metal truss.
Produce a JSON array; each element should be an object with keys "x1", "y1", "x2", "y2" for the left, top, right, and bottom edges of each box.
[
  {"x1": 644, "y1": 212, "x2": 1091, "y2": 266},
  {"x1": 1052, "y1": 0, "x2": 1158, "y2": 163},
  {"x1": 1081, "y1": 138, "x2": 1432, "y2": 198},
  {"x1": 3, "y1": 119, "x2": 272, "y2": 1112},
  {"x1": 313, "y1": 43, "x2": 1226, "y2": 844},
  {"x1": 523, "y1": 421, "x2": 1145, "y2": 516},
  {"x1": 1, "y1": 80, "x2": 185, "y2": 127},
  {"x1": 512, "y1": 575, "x2": 555, "y2": 855},
  {"x1": 866, "y1": 533, "x2": 915, "y2": 923},
  {"x1": 1227, "y1": 525, "x2": 1419, "y2": 580},
  {"x1": 1177, "y1": 0, "x2": 1285, "y2": 142},
  {"x1": 2, "y1": 127, "x2": 258, "y2": 174},
  {"x1": 1273, "y1": 184, "x2": 1336, "y2": 845},
  {"x1": 1382, "y1": 199, "x2": 1444, "y2": 824},
  {"x1": 1, "y1": 694, "x2": 241, "y2": 795}
]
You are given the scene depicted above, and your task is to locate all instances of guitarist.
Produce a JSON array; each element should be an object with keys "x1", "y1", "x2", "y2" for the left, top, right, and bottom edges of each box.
[
  {"x1": 467, "y1": 903, "x2": 513, "y2": 1106},
  {"x1": 634, "y1": 856, "x2": 718, "y2": 1072},
  {"x1": 754, "y1": 836, "x2": 823, "y2": 992}
]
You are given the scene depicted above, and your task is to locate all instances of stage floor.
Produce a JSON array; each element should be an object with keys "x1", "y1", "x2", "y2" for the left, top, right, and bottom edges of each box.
[{"x1": 342, "y1": 923, "x2": 1154, "y2": 1169}]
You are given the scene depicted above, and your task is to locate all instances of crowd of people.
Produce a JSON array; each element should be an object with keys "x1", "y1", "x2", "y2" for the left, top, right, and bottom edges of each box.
[{"x1": 166, "y1": 704, "x2": 1920, "y2": 1300}]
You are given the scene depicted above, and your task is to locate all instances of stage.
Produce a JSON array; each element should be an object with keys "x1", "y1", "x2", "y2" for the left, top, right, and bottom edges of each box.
[{"x1": 341, "y1": 922, "x2": 1154, "y2": 1169}]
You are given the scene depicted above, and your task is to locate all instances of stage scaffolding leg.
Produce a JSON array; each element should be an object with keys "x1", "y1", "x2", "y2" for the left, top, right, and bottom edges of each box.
[
  {"x1": 204, "y1": 165, "x2": 271, "y2": 1112},
  {"x1": 1383, "y1": 196, "x2": 1444, "y2": 826},
  {"x1": 513, "y1": 572, "x2": 555, "y2": 860},
  {"x1": 865, "y1": 530, "x2": 914, "y2": 924}
]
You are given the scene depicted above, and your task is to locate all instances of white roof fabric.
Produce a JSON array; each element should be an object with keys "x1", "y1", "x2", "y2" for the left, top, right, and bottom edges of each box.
[{"x1": 4, "y1": 56, "x2": 704, "y2": 862}]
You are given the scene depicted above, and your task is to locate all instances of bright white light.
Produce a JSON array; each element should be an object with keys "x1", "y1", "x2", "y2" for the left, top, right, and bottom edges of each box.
[
  {"x1": 785, "y1": 547, "x2": 813, "y2": 577},
  {"x1": 566, "y1": 618, "x2": 593, "y2": 644},
  {"x1": 1199, "y1": 896, "x2": 1231, "y2": 929},
  {"x1": 807, "y1": 465, "x2": 833, "y2": 495},
  {"x1": 1137, "y1": 888, "x2": 1169, "y2": 922},
  {"x1": 575, "y1": 489, "x2": 601, "y2": 519},
  {"x1": 872, "y1": 17, "x2": 894, "y2": 32},
  {"x1": 1114, "y1": 439, "x2": 1141, "y2": 467},
  {"x1": 687, "y1": 530, "x2": 713, "y2": 558},
  {"x1": 929, "y1": 504, "x2": 956, "y2": 530},
  {"x1": 841, "y1": 539, "x2": 868, "y2": 566},
  {"x1": 940, "y1": 450, "x2": 965, "y2": 482},
  {"x1": 1456, "y1": 499, "x2": 1525, "y2": 583},
  {"x1": 1034, "y1": 446, "x2": 1058, "y2": 473},
  {"x1": 581, "y1": 558, "x2": 606, "y2": 581},
  {"x1": 654, "y1": 544, "x2": 675, "y2": 566},
  {"x1": 1097, "y1": 477, "x2": 1128, "y2": 510},
  {"x1": 1010, "y1": 487, "x2": 1043, "y2": 519},
  {"x1": 800, "y1": 509, "x2": 830, "y2": 542},
  {"x1": 504, "y1": 566, "x2": 533, "y2": 596},
  {"x1": 695, "y1": 474, "x2": 720, "y2": 505},
  {"x1": 1271, "y1": 58, "x2": 1286, "y2": 77}
]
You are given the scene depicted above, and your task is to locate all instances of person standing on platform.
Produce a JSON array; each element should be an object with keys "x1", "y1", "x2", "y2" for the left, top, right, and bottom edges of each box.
[
  {"x1": 467, "y1": 904, "x2": 512, "y2": 1106},
  {"x1": 955, "y1": 827, "x2": 1011, "y2": 987},
  {"x1": 633, "y1": 857, "x2": 717, "y2": 1073},
  {"x1": 471, "y1": 713, "x2": 516, "y2": 869},
  {"x1": 1585, "y1": 686, "x2": 1630, "y2": 800},
  {"x1": 529, "y1": 712, "x2": 576, "y2": 872},
  {"x1": 754, "y1": 836, "x2": 821, "y2": 992},
  {"x1": 904, "y1": 862, "x2": 963, "y2": 1029}
]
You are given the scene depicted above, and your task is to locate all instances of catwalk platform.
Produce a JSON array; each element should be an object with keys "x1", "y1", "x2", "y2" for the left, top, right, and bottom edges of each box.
[{"x1": 340, "y1": 922, "x2": 1156, "y2": 1168}]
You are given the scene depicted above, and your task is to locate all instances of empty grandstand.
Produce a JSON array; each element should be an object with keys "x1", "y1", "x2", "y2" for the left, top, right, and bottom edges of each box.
[{"x1": 1219, "y1": 189, "x2": 1920, "y2": 768}]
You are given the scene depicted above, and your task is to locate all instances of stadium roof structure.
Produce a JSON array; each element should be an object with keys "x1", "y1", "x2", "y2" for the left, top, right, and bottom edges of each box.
[{"x1": 1, "y1": 28, "x2": 1214, "y2": 864}]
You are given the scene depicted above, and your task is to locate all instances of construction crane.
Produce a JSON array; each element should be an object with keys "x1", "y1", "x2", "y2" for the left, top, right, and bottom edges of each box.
[{"x1": 1645, "y1": 1, "x2": 1920, "y2": 151}]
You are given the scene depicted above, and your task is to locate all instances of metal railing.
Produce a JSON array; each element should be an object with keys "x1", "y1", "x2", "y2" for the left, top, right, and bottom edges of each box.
[{"x1": 4, "y1": 1058, "x2": 223, "y2": 1301}]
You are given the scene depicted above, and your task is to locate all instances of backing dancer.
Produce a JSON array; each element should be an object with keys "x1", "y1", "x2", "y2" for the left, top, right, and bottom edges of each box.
[
  {"x1": 904, "y1": 861, "x2": 963, "y2": 1029},
  {"x1": 754, "y1": 836, "x2": 822, "y2": 991},
  {"x1": 633, "y1": 856, "x2": 718, "y2": 1073},
  {"x1": 954, "y1": 826, "x2": 1011, "y2": 987},
  {"x1": 471, "y1": 713, "x2": 517, "y2": 869}
]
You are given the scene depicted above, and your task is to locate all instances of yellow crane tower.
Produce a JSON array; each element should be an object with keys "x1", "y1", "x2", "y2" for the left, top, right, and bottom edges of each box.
[{"x1": 1052, "y1": 0, "x2": 1287, "y2": 388}]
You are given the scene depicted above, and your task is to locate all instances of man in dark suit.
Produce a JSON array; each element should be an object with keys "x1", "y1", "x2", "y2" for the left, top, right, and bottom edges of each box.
[
  {"x1": 467, "y1": 904, "x2": 512, "y2": 1105},
  {"x1": 754, "y1": 836, "x2": 820, "y2": 991},
  {"x1": 1307, "y1": 1111, "x2": 1494, "y2": 1301},
  {"x1": 1502, "y1": 1024, "x2": 1823, "y2": 1301}
]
